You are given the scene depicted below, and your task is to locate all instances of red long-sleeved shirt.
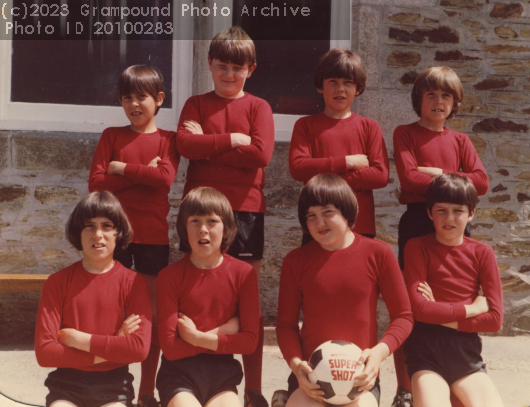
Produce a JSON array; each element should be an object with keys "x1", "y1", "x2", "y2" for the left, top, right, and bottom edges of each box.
[
  {"x1": 289, "y1": 113, "x2": 389, "y2": 236},
  {"x1": 404, "y1": 234, "x2": 503, "y2": 333},
  {"x1": 157, "y1": 254, "x2": 260, "y2": 361},
  {"x1": 393, "y1": 123, "x2": 489, "y2": 204},
  {"x1": 35, "y1": 261, "x2": 152, "y2": 371},
  {"x1": 88, "y1": 126, "x2": 179, "y2": 244},
  {"x1": 276, "y1": 234, "x2": 413, "y2": 365},
  {"x1": 176, "y1": 91, "x2": 274, "y2": 213}
]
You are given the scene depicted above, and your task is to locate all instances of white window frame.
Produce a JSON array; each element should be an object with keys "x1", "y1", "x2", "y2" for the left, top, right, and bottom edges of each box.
[{"x1": 0, "y1": 2, "x2": 193, "y2": 133}]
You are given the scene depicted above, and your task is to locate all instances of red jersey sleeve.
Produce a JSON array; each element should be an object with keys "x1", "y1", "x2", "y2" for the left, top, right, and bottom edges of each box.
[
  {"x1": 342, "y1": 121, "x2": 389, "y2": 191},
  {"x1": 215, "y1": 267, "x2": 260, "y2": 354},
  {"x1": 377, "y1": 244, "x2": 414, "y2": 353},
  {"x1": 276, "y1": 254, "x2": 304, "y2": 364},
  {"x1": 457, "y1": 245, "x2": 503, "y2": 333},
  {"x1": 393, "y1": 125, "x2": 434, "y2": 195},
  {"x1": 455, "y1": 134, "x2": 489, "y2": 196},
  {"x1": 176, "y1": 97, "x2": 233, "y2": 160},
  {"x1": 89, "y1": 275, "x2": 152, "y2": 363},
  {"x1": 35, "y1": 274, "x2": 96, "y2": 369},
  {"x1": 88, "y1": 129, "x2": 136, "y2": 193},
  {"x1": 208, "y1": 99, "x2": 275, "y2": 169},
  {"x1": 156, "y1": 268, "x2": 206, "y2": 360},
  {"x1": 123, "y1": 131, "x2": 180, "y2": 189},
  {"x1": 289, "y1": 118, "x2": 348, "y2": 182},
  {"x1": 404, "y1": 239, "x2": 467, "y2": 324}
]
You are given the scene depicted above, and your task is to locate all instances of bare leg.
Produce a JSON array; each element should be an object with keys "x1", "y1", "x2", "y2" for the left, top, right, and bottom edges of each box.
[
  {"x1": 411, "y1": 370, "x2": 452, "y2": 407},
  {"x1": 168, "y1": 391, "x2": 202, "y2": 407},
  {"x1": 205, "y1": 390, "x2": 242, "y2": 407},
  {"x1": 450, "y1": 372, "x2": 504, "y2": 407}
]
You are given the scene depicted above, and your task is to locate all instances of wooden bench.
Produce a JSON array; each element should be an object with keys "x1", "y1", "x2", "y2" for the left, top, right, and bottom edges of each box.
[{"x1": 0, "y1": 274, "x2": 50, "y2": 292}]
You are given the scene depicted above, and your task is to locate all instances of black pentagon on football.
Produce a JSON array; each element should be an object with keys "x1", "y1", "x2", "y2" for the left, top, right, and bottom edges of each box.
[
  {"x1": 347, "y1": 386, "x2": 363, "y2": 400},
  {"x1": 317, "y1": 380, "x2": 336, "y2": 399},
  {"x1": 309, "y1": 348, "x2": 323, "y2": 369},
  {"x1": 331, "y1": 340, "x2": 351, "y2": 346}
]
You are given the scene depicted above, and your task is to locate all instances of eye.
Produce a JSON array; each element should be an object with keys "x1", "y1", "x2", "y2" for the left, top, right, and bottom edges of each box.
[{"x1": 122, "y1": 96, "x2": 131, "y2": 100}]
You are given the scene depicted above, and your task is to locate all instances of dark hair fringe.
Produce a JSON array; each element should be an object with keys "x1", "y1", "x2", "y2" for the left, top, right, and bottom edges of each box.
[
  {"x1": 313, "y1": 47, "x2": 367, "y2": 95},
  {"x1": 176, "y1": 187, "x2": 237, "y2": 254},
  {"x1": 66, "y1": 191, "x2": 133, "y2": 252},
  {"x1": 426, "y1": 173, "x2": 478, "y2": 213},
  {"x1": 208, "y1": 26, "x2": 256, "y2": 66},
  {"x1": 298, "y1": 174, "x2": 358, "y2": 233},
  {"x1": 118, "y1": 65, "x2": 164, "y2": 115}
]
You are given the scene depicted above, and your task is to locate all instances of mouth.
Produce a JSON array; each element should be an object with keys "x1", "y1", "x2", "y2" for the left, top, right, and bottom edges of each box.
[
  {"x1": 198, "y1": 239, "x2": 210, "y2": 246},
  {"x1": 317, "y1": 229, "x2": 331, "y2": 236},
  {"x1": 431, "y1": 109, "x2": 444, "y2": 113},
  {"x1": 442, "y1": 225, "x2": 455, "y2": 230},
  {"x1": 333, "y1": 96, "x2": 347, "y2": 100},
  {"x1": 130, "y1": 111, "x2": 142, "y2": 116},
  {"x1": 92, "y1": 243, "x2": 105, "y2": 249}
]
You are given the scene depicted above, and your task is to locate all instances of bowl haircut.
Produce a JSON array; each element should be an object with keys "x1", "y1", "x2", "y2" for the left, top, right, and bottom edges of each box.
[
  {"x1": 176, "y1": 187, "x2": 237, "y2": 254},
  {"x1": 313, "y1": 47, "x2": 367, "y2": 96},
  {"x1": 411, "y1": 66, "x2": 463, "y2": 119},
  {"x1": 208, "y1": 26, "x2": 256, "y2": 66},
  {"x1": 66, "y1": 191, "x2": 133, "y2": 252},
  {"x1": 426, "y1": 173, "x2": 478, "y2": 214},
  {"x1": 118, "y1": 65, "x2": 165, "y2": 115},
  {"x1": 298, "y1": 174, "x2": 358, "y2": 233}
]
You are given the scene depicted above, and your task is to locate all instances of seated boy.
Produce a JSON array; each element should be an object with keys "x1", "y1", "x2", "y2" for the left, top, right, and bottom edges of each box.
[
  {"x1": 289, "y1": 47, "x2": 389, "y2": 240},
  {"x1": 276, "y1": 174, "x2": 413, "y2": 407},
  {"x1": 156, "y1": 187, "x2": 260, "y2": 407},
  {"x1": 176, "y1": 26, "x2": 274, "y2": 406},
  {"x1": 35, "y1": 191, "x2": 152, "y2": 407},
  {"x1": 403, "y1": 173, "x2": 504, "y2": 407}
]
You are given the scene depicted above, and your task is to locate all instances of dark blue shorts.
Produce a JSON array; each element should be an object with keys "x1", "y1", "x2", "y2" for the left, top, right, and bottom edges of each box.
[
  {"x1": 156, "y1": 353, "x2": 243, "y2": 407},
  {"x1": 226, "y1": 211, "x2": 265, "y2": 261},
  {"x1": 404, "y1": 322, "x2": 487, "y2": 384},
  {"x1": 114, "y1": 243, "x2": 169, "y2": 276},
  {"x1": 44, "y1": 366, "x2": 134, "y2": 407}
]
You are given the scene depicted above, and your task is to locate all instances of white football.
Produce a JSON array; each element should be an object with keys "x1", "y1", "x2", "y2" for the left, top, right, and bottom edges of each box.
[{"x1": 307, "y1": 340, "x2": 365, "y2": 405}]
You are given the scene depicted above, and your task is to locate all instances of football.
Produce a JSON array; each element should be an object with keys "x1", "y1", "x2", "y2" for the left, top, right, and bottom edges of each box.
[{"x1": 307, "y1": 340, "x2": 365, "y2": 405}]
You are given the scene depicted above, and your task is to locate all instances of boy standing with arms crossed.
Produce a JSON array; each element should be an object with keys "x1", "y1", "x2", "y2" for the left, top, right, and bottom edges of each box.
[
  {"x1": 289, "y1": 48, "x2": 389, "y2": 239},
  {"x1": 176, "y1": 26, "x2": 274, "y2": 407},
  {"x1": 403, "y1": 173, "x2": 503, "y2": 407},
  {"x1": 392, "y1": 66, "x2": 489, "y2": 407},
  {"x1": 89, "y1": 65, "x2": 179, "y2": 407}
]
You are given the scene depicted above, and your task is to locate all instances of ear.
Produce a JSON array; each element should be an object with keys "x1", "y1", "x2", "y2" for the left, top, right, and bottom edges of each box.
[
  {"x1": 247, "y1": 63, "x2": 257, "y2": 78},
  {"x1": 156, "y1": 92, "x2": 165, "y2": 107},
  {"x1": 208, "y1": 56, "x2": 214, "y2": 72},
  {"x1": 467, "y1": 209, "x2": 474, "y2": 223},
  {"x1": 316, "y1": 88, "x2": 324, "y2": 94}
]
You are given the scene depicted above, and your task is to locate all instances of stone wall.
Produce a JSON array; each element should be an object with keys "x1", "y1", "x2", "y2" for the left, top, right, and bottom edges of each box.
[{"x1": 1, "y1": 0, "x2": 530, "y2": 343}]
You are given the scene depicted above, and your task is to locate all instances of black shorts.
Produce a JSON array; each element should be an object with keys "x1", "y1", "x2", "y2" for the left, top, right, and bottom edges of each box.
[
  {"x1": 226, "y1": 211, "x2": 265, "y2": 261},
  {"x1": 114, "y1": 243, "x2": 169, "y2": 276},
  {"x1": 404, "y1": 322, "x2": 487, "y2": 385},
  {"x1": 286, "y1": 372, "x2": 380, "y2": 406},
  {"x1": 44, "y1": 366, "x2": 134, "y2": 407},
  {"x1": 398, "y1": 203, "x2": 470, "y2": 270},
  {"x1": 301, "y1": 232, "x2": 375, "y2": 246},
  {"x1": 156, "y1": 353, "x2": 243, "y2": 407}
]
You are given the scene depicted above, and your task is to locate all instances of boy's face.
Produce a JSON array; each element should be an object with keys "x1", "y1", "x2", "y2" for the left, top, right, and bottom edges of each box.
[
  {"x1": 186, "y1": 213, "x2": 225, "y2": 263},
  {"x1": 420, "y1": 89, "x2": 453, "y2": 127},
  {"x1": 318, "y1": 78, "x2": 359, "y2": 119},
  {"x1": 120, "y1": 92, "x2": 164, "y2": 133},
  {"x1": 80, "y1": 217, "x2": 117, "y2": 264},
  {"x1": 208, "y1": 57, "x2": 256, "y2": 99},
  {"x1": 428, "y1": 203, "x2": 474, "y2": 246},
  {"x1": 306, "y1": 204, "x2": 352, "y2": 251}
]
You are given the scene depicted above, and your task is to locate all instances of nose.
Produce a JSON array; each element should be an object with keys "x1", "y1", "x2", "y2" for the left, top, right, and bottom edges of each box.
[{"x1": 94, "y1": 227, "x2": 103, "y2": 238}]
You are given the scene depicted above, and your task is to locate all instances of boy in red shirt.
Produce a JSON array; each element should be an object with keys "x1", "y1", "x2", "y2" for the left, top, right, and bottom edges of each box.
[
  {"x1": 176, "y1": 26, "x2": 274, "y2": 407},
  {"x1": 35, "y1": 191, "x2": 152, "y2": 407},
  {"x1": 156, "y1": 187, "x2": 260, "y2": 407},
  {"x1": 276, "y1": 174, "x2": 413, "y2": 407},
  {"x1": 89, "y1": 65, "x2": 179, "y2": 407},
  {"x1": 403, "y1": 173, "x2": 504, "y2": 407},
  {"x1": 289, "y1": 48, "x2": 389, "y2": 240},
  {"x1": 392, "y1": 66, "x2": 489, "y2": 407}
]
